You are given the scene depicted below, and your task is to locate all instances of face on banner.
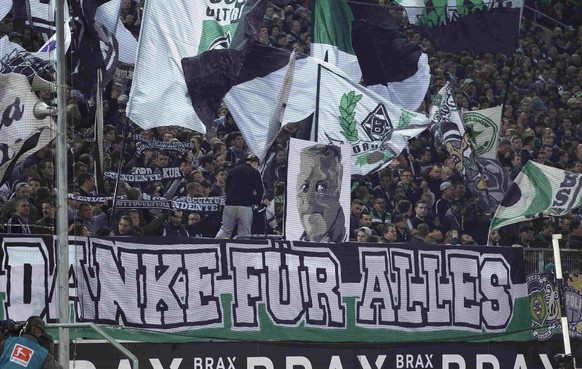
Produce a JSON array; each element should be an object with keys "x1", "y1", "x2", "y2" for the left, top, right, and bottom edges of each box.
[
  {"x1": 296, "y1": 144, "x2": 345, "y2": 243},
  {"x1": 286, "y1": 138, "x2": 351, "y2": 243}
]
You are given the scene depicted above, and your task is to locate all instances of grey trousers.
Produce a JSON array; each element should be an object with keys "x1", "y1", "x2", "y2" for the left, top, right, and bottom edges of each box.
[{"x1": 215, "y1": 205, "x2": 253, "y2": 239}]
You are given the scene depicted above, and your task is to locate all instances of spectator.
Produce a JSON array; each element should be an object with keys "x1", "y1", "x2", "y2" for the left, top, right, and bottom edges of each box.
[
  {"x1": 34, "y1": 200, "x2": 56, "y2": 235},
  {"x1": 163, "y1": 210, "x2": 189, "y2": 237},
  {"x1": 534, "y1": 219, "x2": 556, "y2": 247},
  {"x1": 76, "y1": 202, "x2": 108, "y2": 235},
  {"x1": 6, "y1": 199, "x2": 32, "y2": 234},
  {"x1": 115, "y1": 215, "x2": 138, "y2": 236},
  {"x1": 513, "y1": 225, "x2": 535, "y2": 248},
  {"x1": 215, "y1": 155, "x2": 263, "y2": 239},
  {"x1": 356, "y1": 227, "x2": 372, "y2": 242},
  {"x1": 370, "y1": 196, "x2": 392, "y2": 230},
  {"x1": 568, "y1": 219, "x2": 582, "y2": 249},
  {"x1": 381, "y1": 223, "x2": 398, "y2": 243},
  {"x1": 394, "y1": 214, "x2": 411, "y2": 242}
]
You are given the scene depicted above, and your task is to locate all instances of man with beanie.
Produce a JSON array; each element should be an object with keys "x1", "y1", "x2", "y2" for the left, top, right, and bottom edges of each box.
[{"x1": 215, "y1": 155, "x2": 263, "y2": 239}]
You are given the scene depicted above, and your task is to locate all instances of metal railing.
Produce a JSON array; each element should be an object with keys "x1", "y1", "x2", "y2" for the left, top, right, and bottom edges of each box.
[
  {"x1": 523, "y1": 248, "x2": 582, "y2": 274},
  {"x1": 47, "y1": 323, "x2": 139, "y2": 369}
]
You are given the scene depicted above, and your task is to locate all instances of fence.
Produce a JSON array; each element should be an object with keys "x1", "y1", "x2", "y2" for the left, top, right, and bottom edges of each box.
[{"x1": 523, "y1": 248, "x2": 582, "y2": 274}]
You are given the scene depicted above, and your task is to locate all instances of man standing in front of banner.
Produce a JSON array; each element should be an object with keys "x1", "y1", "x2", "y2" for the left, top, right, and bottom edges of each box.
[{"x1": 215, "y1": 155, "x2": 263, "y2": 239}]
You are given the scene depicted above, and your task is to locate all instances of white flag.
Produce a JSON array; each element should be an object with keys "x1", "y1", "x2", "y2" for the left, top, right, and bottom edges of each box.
[
  {"x1": 0, "y1": 73, "x2": 54, "y2": 144},
  {"x1": 315, "y1": 65, "x2": 430, "y2": 175},
  {"x1": 0, "y1": 73, "x2": 56, "y2": 183},
  {"x1": 96, "y1": 0, "x2": 137, "y2": 64},
  {"x1": 128, "y1": 1, "x2": 252, "y2": 133},
  {"x1": 463, "y1": 105, "x2": 503, "y2": 160}
]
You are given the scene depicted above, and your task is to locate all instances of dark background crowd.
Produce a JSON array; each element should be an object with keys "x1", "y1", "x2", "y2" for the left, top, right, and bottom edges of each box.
[{"x1": 1, "y1": 0, "x2": 582, "y2": 249}]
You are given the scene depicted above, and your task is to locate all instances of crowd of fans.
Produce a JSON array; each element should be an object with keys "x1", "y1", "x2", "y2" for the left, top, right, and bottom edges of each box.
[{"x1": 1, "y1": 0, "x2": 582, "y2": 249}]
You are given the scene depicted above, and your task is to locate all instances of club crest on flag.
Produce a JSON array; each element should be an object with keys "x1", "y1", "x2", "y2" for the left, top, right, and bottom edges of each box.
[
  {"x1": 361, "y1": 104, "x2": 393, "y2": 142},
  {"x1": 208, "y1": 32, "x2": 232, "y2": 50},
  {"x1": 337, "y1": 91, "x2": 396, "y2": 167},
  {"x1": 317, "y1": 66, "x2": 430, "y2": 175},
  {"x1": 464, "y1": 111, "x2": 498, "y2": 156}
]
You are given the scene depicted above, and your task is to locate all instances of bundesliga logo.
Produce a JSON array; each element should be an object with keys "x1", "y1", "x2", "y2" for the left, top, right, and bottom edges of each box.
[{"x1": 10, "y1": 344, "x2": 34, "y2": 367}]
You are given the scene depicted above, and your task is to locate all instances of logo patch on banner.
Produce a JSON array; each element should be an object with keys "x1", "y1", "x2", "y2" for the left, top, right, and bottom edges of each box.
[
  {"x1": 10, "y1": 344, "x2": 34, "y2": 366},
  {"x1": 527, "y1": 273, "x2": 560, "y2": 341}
]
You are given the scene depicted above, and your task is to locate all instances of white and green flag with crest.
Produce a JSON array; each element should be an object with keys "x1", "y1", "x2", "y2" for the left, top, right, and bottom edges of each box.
[
  {"x1": 463, "y1": 105, "x2": 502, "y2": 160},
  {"x1": 491, "y1": 161, "x2": 582, "y2": 230},
  {"x1": 315, "y1": 65, "x2": 430, "y2": 175}
]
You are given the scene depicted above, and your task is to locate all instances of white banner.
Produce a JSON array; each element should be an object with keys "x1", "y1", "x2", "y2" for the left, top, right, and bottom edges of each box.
[
  {"x1": 0, "y1": 236, "x2": 529, "y2": 341},
  {"x1": 285, "y1": 138, "x2": 351, "y2": 243}
]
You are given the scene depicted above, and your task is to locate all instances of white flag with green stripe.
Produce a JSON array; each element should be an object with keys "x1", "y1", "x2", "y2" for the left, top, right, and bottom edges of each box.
[
  {"x1": 128, "y1": 1, "x2": 259, "y2": 133},
  {"x1": 491, "y1": 161, "x2": 582, "y2": 230},
  {"x1": 311, "y1": 0, "x2": 361, "y2": 82}
]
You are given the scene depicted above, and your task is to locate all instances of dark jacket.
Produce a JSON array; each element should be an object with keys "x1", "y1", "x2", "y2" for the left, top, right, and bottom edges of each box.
[
  {"x1": 224, "y1": 163, "x2": 264, "y2": 206},
  {"x1": 568, "y1": 235, "x2": 582, "y2": 249}
]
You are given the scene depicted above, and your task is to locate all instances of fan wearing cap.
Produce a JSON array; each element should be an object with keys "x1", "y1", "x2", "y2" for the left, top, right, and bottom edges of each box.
[
  {"x1": 215, "y1": 155, "x2": 264, "y2": 239},
  {"x1": 0, "y1": 316, "x2": 61, "y2": 369}
]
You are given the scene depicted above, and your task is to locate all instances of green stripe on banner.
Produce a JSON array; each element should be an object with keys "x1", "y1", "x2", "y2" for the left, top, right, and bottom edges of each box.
[{"x1": 0, "y1": 235, "x2": 534, "y2": 343}]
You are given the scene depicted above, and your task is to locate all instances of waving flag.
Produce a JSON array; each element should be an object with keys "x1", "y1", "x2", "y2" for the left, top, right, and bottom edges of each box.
[
  {"x1": 463, "y1": 105, "x2": 503, "y2": 160},
  {"x1": 70, "y1": 0, "x2": 119, "y2": 98},
  {"x1": 96, "y1": 0, "x2": 138, "y2": 64},
  {"x1": 128, "y1": 0, "x2": 286, "y2": 134},
  {"x1": 1, "y1": 36, "x2": 51, "y2": 80},
  {"x1": 315, "y1": 65, "x2": 430, "y2": 175},
  {"x1": 0, "y1": 73, "x2": 55, "y2": 184},
  {"x1": 491, "y1": 162, "x2": 582, "y2": 230},
  {"x1": 430, "y1": 83, "x2": 496, "y2": 216},
  {"x1": 396, "y1": 0, "x2": 523, "y2": 55},
  {"x1": 311, "y1": 0, "x2": 430, "y2": 111}
]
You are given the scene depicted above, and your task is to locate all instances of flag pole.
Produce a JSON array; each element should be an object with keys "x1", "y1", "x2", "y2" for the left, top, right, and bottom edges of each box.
[
  {"x1": 55, "y1": 0, "x2": 70, "y2": 367},
  {"x1": 552, "y1": 234, "x2": 576, "y2": 369}
]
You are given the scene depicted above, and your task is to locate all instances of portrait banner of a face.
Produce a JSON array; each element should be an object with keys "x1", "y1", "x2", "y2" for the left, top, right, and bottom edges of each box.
[{"x1": 285, "y1": 138, "x2": 351, "y2": 243}]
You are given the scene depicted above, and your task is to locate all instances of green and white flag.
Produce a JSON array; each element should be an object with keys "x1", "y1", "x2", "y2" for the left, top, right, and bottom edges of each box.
[
  {"x1": 311, "y1": 0, "x2": 430, "y2": 111},
  {"x1": 311, "y1": 0, "x2": 360, "y2": 81},
  {"x1": 463, "y1": 105, "x2": 502, "y2": 160},
  {"x1": 315, "y1": 65, "x2": 430, "y2": 175},
  {"x1": 491, "y1": 161, "x2": 582, "y2": 230},
  {"x1": 128, "y1": 0, "x2": 266, "y2": 133}
]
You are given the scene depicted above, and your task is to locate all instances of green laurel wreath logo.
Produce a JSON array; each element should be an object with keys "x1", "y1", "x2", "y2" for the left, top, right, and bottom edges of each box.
[{"x1": 339, "y1": 91, "x2": 362, "y2": 142}]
